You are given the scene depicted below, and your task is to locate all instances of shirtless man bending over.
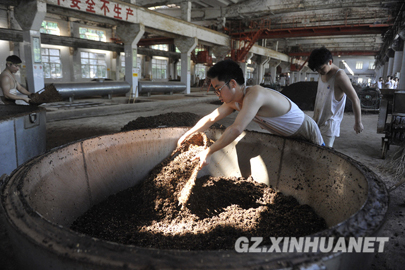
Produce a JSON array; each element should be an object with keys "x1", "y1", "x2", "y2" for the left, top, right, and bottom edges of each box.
[{"x1": 177, "y1": 59, "x2": 325, "y2": 170}]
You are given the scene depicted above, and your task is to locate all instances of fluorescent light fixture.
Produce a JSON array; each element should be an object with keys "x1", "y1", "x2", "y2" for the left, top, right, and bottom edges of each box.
[{"x1": 341, "y1": 60, "x2": 354, "y2": 76}]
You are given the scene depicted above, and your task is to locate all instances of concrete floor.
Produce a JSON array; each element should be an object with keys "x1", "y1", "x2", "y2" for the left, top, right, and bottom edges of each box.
[{"x1": 1, "y1": 89, "x2": 404, "y2": 269}]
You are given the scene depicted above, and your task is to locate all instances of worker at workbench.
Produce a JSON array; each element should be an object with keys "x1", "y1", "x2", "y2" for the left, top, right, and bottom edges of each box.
[
  {"x1": 0, "y1": 55, "x2": 32, "y2": 105},
  {"x1": 177, "y1": 59, "x2": 325, "y2": 169},
  {"x1": 308, "y1": 47, "x2": 363, "y2": 148}
]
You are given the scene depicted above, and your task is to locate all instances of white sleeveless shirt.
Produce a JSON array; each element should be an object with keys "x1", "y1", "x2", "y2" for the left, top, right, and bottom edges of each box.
[
  {"x1": 313, "y1": 69, "x2": 346, "y2": 137},
  {"x1": 234, "y1": 87, "x2": 305, "y2": 136}
]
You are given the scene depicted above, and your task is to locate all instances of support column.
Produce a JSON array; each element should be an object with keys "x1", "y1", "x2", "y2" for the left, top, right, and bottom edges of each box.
[
  {"x1": 212, "y1": 46, "x2": 230, "y2": 62},
  {"x1": 116, "y1": 23, "x2": 145, "y2": 97},
  {"x1": 180, "y1": 1, "x2": 191, "y2": 22},
  {"x1": 269, "y1": 59, "x2": 281, "y2": 84},
  {"x1": 174, "y1": 37, "x2": 198, "y2": 94},
  {"x1": 399, "y1": 41, "x2": 405, "y2": 89},
  {"x1": 14, "y1": 0, "x2": 46, "y2": 93},
  {"x1": 383, "y1": 63, "x2": 388, "y2": 79},
  {"x1": 301, "y1": 66, "x2": 309, "y2": 81},
  {"x1": 387, "y1": 54, "x2": 394, "y2": 76},
  {"x1": 257, "y1": 56, "x2": 270, "y2": 85},
  {"x1": 239, "y1": 53, "x2": 253, "y2": 84},
  {"x1": 393, "y1": 51, "x2": 403, "y2": 77}
]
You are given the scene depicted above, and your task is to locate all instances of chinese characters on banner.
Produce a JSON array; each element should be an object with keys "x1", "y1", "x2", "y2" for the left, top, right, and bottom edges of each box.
[{"x1": 53, "y1": 0, "x2": 135, "y2": 21}]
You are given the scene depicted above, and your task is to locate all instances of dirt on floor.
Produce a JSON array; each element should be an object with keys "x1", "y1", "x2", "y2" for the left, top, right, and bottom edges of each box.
[
  {"x1": 121, "y1": 112, "x2": 224, "y2": 131},
  {"x1": 70, "y1": 115, "x2": 327, "y2": 250}
]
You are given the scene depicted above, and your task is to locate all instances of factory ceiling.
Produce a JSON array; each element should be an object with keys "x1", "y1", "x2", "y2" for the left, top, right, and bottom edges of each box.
[
  {"x1": 1, "y1": 0, "x2": 404, "y2": 66},
  {"x1": 133, "y1": 0, "x2": 405, "y2": 65}
]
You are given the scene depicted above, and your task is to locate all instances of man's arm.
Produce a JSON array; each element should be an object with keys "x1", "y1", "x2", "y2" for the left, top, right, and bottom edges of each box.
[
  {"x1": 16, "y1": 81, "x2": 32, "y2": 96},
  {"x1": 195, "y1": 89, "x2": 263, "y2": 168},
  {"x1": 177, "y1": 103, "x2": 234, "y2": 147},
  {"x1": 0, "y1": 75, "x2": 30, "y2": 103},
  {"x1": 336, "y1": 72, "x2": 364, "y2": 134}
]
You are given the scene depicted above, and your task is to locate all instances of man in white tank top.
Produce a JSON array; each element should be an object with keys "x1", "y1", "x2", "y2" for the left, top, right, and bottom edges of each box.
[
  {"x1": 177, "y1": 59, "x2": 324, "y2": 170},
  {"x1": 308, "y1": 47, "x2": 363, "y2": 147},
  {"x1": 0, "y1": 55, "x2": 32, "y2": 105}
]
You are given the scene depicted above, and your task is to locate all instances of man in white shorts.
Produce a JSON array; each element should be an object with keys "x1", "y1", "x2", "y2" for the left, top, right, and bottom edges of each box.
[{"x1": 308, "y1": 47, "x2": 363, "y2": 147}]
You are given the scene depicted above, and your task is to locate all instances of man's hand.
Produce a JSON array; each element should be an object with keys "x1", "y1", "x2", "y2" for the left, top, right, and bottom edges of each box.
[
  {"x1": 192, "y1": 148, "x2": 211, "y2": 170},
  {"x1": 354, "y1": 122, "x2": 364, "y2": 134},
  {"x1": 177, "y1": 134, "x2": 189, "y2": 148},
  {"x1": 23, "y1": 97, "x2": 30, "y2": 103}
]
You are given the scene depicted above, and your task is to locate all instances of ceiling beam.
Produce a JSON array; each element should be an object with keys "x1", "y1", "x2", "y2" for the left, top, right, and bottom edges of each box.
[
  {"x1": 231, "y1": 24, "x2": 390, "y2": 39},
  {"x1": 288, "y1": 51, "x2": 379, "y2": 57}
]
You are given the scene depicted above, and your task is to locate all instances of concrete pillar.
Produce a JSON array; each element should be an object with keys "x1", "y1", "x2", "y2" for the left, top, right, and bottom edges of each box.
[
  {"x1": 14, "y1": 0, "x2": 46, "y2": 93},
  {"x1": 212, "y1": 46, "x2": 230, "y2": 62},
  {"x1": 180, "y1": 1, "x2": 191, "y2": 22},
  {"x1": 383, "y1": 63, "x2": 388, "y2": 79},
  {"x1": 399, "y1": 44, "x2": 405, "y2": 89},
  {"x1": 239, "y1": 53, "x2": 253, "y2": 84},
  {"x1": 174, "y1": 37, "x2": 198, "y2": 94},
  {"x1": 387, "y1": 57, "x2": 394, "y2": 76},
  {"x1": 301, "y1": 66, "x2": 309, "y2": 81},
  {"x1": 144, "y1": 56, "x2": 152, "y2": 79},
  {"x1": 217, "y1": 17, "x2": 226, "y2": 32},
  {"x1": 115, "y1": 52, "x2": 121, "y2": 81},
  {"x1": 393, "y1": 51, "x2": 403, "y2": 78},
  {"x1": 173, "y1": 59, "x2": 179, "y2": 79},
  {"x1": 269, "y1": 59, "x2": 281, "y2": 84},
  {"x1": 116, "y1": 23, "x2": 145, "y2": 97},
  {"x1": 257, "y1": 56, "x2": 270, "y2": 85}
]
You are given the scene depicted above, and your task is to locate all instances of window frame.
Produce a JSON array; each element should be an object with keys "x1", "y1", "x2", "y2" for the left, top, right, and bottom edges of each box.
[
  {"x1": 80, "y1": 51, "x2": 108, "y2": 79},
  {"x1": 41, "y1": 47, "x2": 63, "y2": 79},
  {"x1": 152, "y1": 57, "x2": 168, "y2": 79},
  {"x1": 79, "y1": 27, "x2": 107, "y2": 42},
  {"x1": 40, "y1": 21, "x2": 61, "y2": 36},
  {"x1": 355, "y1": 61, "x2": 363, "y2": 70}
]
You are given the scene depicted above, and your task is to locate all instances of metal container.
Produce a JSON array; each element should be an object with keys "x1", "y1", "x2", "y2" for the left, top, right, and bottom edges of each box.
[
  {"x1": 138, "y1": 81, "x2": 186, "y2": 96},
  {"x1": 0, "y1": 106, "x2": 46, "y2": 177},
  {"x1": 53, "y1": 81, "x2": 131, "y2": 101},
  {"x1": 1, "y1": 128, "x2": 389, "y2": 269}
]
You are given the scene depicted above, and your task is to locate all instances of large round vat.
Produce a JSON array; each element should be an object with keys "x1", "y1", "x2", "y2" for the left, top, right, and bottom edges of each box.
[{"x1": 1, "y1": 128, "x2": 389, "y2": 269}]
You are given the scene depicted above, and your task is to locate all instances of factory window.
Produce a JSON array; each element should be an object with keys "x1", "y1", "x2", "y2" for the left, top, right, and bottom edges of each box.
[
  {"x1": 81, "y1": 52, "x2": 107, "y2": 78},
  {"x1": 369, "y1": 62, "x2": 375, "y2": 70},
  {"x1": 148, "y1": 4, "x2": 180, "y2": 10},
  {"x1": 40, "y1": 21, "x2": 60, "y2": 35},
  {"x1": 247, "y1": 68, "x2": 254, "y2": 79},
  {"x1": 355, "y1": 61, "x2": 363, "y2": 70},
  {"x1": 41, "y1": 48, "x2": 62, "y2": 79},
  {"x1": 79, "y1": 27, "x2": 106, "y2": 42},
  {"x1": 152, "y1": 57, "x2": 167, "y2": 79},
  {"x1": 120, "y1": 54, "x2": 141, "y2": 79},
  {"x1": 195, "y1": 64, "x2": 206, "y2": 79},
  {"x1": 151, "y1": 44, "x2": 168, "y2": 51}
]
